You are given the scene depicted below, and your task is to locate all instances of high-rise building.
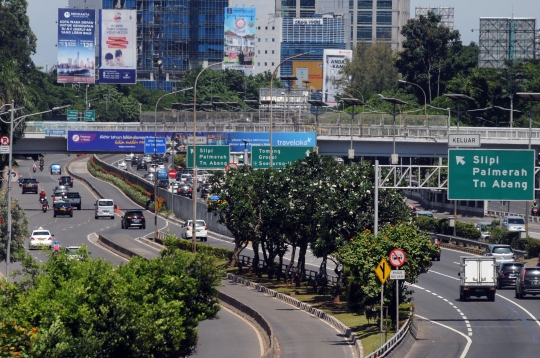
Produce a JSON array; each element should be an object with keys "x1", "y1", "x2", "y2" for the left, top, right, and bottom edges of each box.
[{"x1": 415, "y1": 6, "x2": 454, "y2": 30}]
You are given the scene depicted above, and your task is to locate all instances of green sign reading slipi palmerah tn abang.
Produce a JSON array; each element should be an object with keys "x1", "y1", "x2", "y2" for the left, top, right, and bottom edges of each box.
[
  {"x1": 448, "y1": 149, "x2": 534, "y2": 201},
  {"x1": 187, "y1": 145, "x2": 230, "y2": 169}
]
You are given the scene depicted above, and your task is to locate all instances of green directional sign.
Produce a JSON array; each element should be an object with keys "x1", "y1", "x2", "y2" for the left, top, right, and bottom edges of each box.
[
  {"x1": 67, "y1": 110, "x2": 78, "y2": 121},
  {"x1": 252, "y1": 146, "x2": 315, "y2": 169},
  {"x1": 187, "y1": 145, "x2": 230, "y2": 169},
  {"x1": 448, "y1": 149, "x2": 534, "y2": 201},
  {"x1": 84, "y1": 110, "x2": 95, "y2": 121}
]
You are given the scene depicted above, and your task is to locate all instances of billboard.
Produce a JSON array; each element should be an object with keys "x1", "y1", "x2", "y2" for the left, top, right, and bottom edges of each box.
[
  {"x1": 322, "y1": 49, "x2": 352, "y2": 105},
  {"x1": 57, "y1": 9, "x2": 96, "y2": 84},
  {"x1": 67, "y1": 131, "x2": 316, "y2": 153},
  {"x1": 99, "y1": 10, "x2": 137, "y2": 84},
  {"x1": 292, "y1": 61, "x2": 323, "y2": 90},
  {"x1": 223, "y1": 7, "x2": 256, "y2": 76}
]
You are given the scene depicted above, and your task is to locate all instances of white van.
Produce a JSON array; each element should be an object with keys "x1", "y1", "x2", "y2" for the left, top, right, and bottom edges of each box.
[{"x1": 94, "y1": 199, "x2": 115, "y2": 219}]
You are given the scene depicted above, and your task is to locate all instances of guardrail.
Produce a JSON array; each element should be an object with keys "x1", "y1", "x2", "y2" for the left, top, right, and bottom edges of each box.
[
  {"x1": 364, "y1": 310, "x2": 413, "y2": 358},
  {"x1": 486, "y1": 209, "x2": 540, "y2": 224},
  {"x1": 433, "y1": 233, "x2": 527, "y2": 258}
]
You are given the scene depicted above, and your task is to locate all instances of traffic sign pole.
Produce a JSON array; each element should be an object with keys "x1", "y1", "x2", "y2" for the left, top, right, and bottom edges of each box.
[{"x1": 396, "y1": 269, "x2": 399, "y2": 332}]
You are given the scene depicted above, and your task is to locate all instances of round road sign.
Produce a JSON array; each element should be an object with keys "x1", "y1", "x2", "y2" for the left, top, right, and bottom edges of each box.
[
  {"x1": 389, "y1": 248, "x2": 406, "y2": 267},
  {"x1": 168, "y1": 169, "x2": 177, "y2": 179},
  {"x1": 0, "y1": 136, "x2": 10, "y2": 146}
]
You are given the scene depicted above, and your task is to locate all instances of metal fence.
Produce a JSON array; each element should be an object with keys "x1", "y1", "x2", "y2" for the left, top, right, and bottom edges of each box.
[{"x1": 364, "y1": 310, "x2": 414, "y2": 358}]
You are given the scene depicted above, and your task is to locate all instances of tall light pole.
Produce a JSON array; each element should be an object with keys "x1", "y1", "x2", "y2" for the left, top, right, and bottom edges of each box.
[
  {"x1": 1, "y1": 102, "x2": 69, "y2": 279},
  {"x1": 399, "y1": 80, "x2": 427, "y2": 126},
  {"x1": 153, "y1": 87, "x2": 193, "y2": 241},
  {"x1": 270, "y1": 52, "x2": 312, "y2": 167},
  {"x1": 378, "y1": 94, "x2": 408, "y2": 164},
  {"x1": 342, "y1": 98, "x2": 365, "y2": 160},
  {"x1": 192, "y1": 61, "x2": 224, "y2": 253}
]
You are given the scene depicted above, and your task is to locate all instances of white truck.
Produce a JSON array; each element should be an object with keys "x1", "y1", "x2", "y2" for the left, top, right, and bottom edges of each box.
[{"x1": 458, "y1": 256, "x2": 497, "y2": 301}]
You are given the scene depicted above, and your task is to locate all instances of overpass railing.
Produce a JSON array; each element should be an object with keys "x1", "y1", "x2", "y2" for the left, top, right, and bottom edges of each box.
[{"x1": 24, "y1": 121, "x2": 540, "y2": 141}]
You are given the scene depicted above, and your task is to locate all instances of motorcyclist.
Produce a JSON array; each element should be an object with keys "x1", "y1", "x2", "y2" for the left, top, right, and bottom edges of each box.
[
  {"x1": 39, "y1": 157, "x2": 44, "y2": 165},
  {"x1": 39, "y1": 189, "x2": 46, "y2": 201},
  {"x1": 53, "y1": 240, "x2": 61, "y2": 253},
  {"x1": 41, "y1": 198, "x2": 49, "y2": 211},
  {"x1": 32, "y1": 163, "x2": 36, "y2": 172}
]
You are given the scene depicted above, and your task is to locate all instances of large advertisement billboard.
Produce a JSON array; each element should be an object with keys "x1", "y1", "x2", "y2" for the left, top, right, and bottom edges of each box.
[
  {"x1": 57, "y1": 8, "x2": 96, "y2": 84},
  {"x1": 67, "y1": 131, "x2": 316, "y2": 153},
  {"x1": 292, "y1": 61, "x2": 323, "y2": 90},
  {"x1": 223, "y1": 7, "x2": 256, "y2": 76},
  {"x1": 322, "y1": 49, "x2": 352, "y2": 105},
  {"x1": 99, "y1": 10, "x2": 137, "y2": 84}
]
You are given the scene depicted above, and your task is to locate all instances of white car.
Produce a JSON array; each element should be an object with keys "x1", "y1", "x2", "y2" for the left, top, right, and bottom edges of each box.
[
  {"x1": 117, "y1": 161, "x2": 127, "y2": 170},
  {"x1": 168, "y1": 182, "x2": 180, "y2": 193},
  {"x1": 182, "y1": 220, "x2": 208, "y2": 241},
  {"x1": 29, "y1": 227, "x2": 54, "y2": 249},
  {"x1": 125, "y1": 153, "x2": 134, "y2": 161},
  {"x1": 143, "y1": 155, "x2": 152, "y2": 162}
]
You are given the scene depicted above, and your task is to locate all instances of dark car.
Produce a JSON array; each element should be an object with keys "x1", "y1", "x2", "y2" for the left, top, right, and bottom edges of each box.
[
  {"x1": 137, "y1": 161, "x2": 148, "y2": 171},
  {"x1": 21, "y1": 178, "x2": 39, "y2": 194},
  {"x1": 515, "y1": 266, "x2": 540, "y2": 298},
  {"x1": 177, "y1": 184, "x2": 193, "y2": 198},
  {"x1": 158, "y1": 179, "x2": 169, "y2": 189},
  {"x1": 131, "y1": 158, "x2": 139, "y2": 166},
  {"x1": 58, "y1": 176, "x2": 74, "y2": 188},
  {"x1": 53, "y1": 202, "x2": 73, "y2": 217},
  {"x1": 497, "y1": 262, "x2": 524, "y2": 289},
  {"x1": 121, "y1": 210, "x2": 146, "y2": 229},
  {"x1": 200, "y1": 183, "x2": 213, "y2": 198}
]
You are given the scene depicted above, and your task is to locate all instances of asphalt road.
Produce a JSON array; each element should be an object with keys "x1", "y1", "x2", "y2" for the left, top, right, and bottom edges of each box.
[{"x1": 4, "y1": 153, "x2": 358, "y2": 358}]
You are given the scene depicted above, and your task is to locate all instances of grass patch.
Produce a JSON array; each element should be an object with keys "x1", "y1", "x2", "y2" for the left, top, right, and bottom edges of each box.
[{"x1": 225, "y1": 267, "x2": 410, "y2": 355}]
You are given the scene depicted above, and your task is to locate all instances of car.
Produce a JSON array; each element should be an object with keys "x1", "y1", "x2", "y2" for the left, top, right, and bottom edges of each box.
[
  {"x1": 21, "y1": 178, "x2": 39, "y2": 194},
  {"x1": 53, "y1": 185, "x2": 69, "y2": 193},
  {"x1": 95, "y1": 199, "x2": 115, "y2": 219},
  {"x1": 169, "y1": 182, "x2": 180, "y2": 193},
  {"x1": 64, "y1": 245, "x2": 86, "y2": 260},
  {"x1": 502, "y1": 215, "x2": 526, "y2": 232},
  {"x1": 182, "y1": 220, "x2": 208, "y2": 241},
  {"x1": 29, "y1": 227, "x2": 54, "y2": 249},
  {"x1": 131, "y1": 158, "x2": 139, "y2": 166},
  {"x1": 50, "y1": 164, "x2": 62, "y2": 175},
  {"x1": 415, "y1": 210, "x2": 434, "y2": 218},
  {"x1": 143, "y1": 155, "x2": 152, "y2": 162},
  {"x1": 200, "y1": 183, "x2": 213, "y2": 198},
  {"x1": 53, "y1": 202, "x2": 73, "y2": 217},
  {"x1": 484, "y1": 244, "x2": 515, "y2": 264},
  {"x1": 137, "y1": 161, "x2": 148, "y2": 171},
  {"x1": 185, "y1": 177, "x2": 202, "y2": 192},
  {"x1": 158, "y1": 179, "x2": 170, "y2": 189},
  {"x1": 58, "y1": 176, "x2": 74, "y2": 188},
  {"x1": 117, "y1": 160, "x2": 128, "y2": 170},
  {"x1": 121, "y1": 210, "x2": 146, "y2": 229},
  {"x1": 430, "y1": 236, "x2": 441, "y2": 261},
  {"x1": 52, "y1": 192, "x2": 67, "y2": 205},
  {"x1": 515, "y1": 266, "x2": 540, "y2": 298},
  {"x1": 144, "y1": 173, "x2": 155, "y2": 181},
  {"x1": 125, "y1": 153, "x2": 134, "y2": 161},
  {"x1": 475, "y1": 221, "x2": 492, "y2": 240},
  {"x1": 149, "y1": 164, "x2": 164, "y2": 173},
  {"x1": 497, "y1": 262, "x2": 524, "y2": 289},
  {"x1": 177, "y1": 184, "x2": 193, "y2": 198}
]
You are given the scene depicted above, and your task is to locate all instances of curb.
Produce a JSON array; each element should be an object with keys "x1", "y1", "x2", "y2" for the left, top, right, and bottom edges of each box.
[{"x1": 65, "y1": 156, "x2": 104, "y2": 199}]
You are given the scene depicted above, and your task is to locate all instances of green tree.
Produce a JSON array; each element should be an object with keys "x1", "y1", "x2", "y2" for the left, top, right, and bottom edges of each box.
[
  {"x1": 396, "y1": 11, "x2": 462, "y2": 102},
  {"x1": 0, "y1": 248, "x2": 222, "y2": 357},
  {"x1": 0, "y1": 0, "x2": 36, "y2": 74},
  {"x1": 0, "y1": 193, "x2": 29, "y2": 264}
]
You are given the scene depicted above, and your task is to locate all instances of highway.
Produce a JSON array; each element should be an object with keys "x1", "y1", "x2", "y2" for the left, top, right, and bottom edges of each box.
[{"x1": 3, "y1": 154, "x2": 357, "y2": 358}]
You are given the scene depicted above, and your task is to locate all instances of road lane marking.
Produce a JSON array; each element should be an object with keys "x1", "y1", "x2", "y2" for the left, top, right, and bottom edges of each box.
[
  {"x1": 412, "y1": 284, "x2": 473, "y2": 337},
  {"x1": 415, "y1": 314, "x2": 472, "y2": 357}
]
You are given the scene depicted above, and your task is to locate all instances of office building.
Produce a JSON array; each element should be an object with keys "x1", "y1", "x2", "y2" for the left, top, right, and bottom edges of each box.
[
  {"x1": 479, "y1": 17, "x2": 536, "y2": 68},
  {"x1": 415, "y1": 6, "x2": 454, "y2": 30}
]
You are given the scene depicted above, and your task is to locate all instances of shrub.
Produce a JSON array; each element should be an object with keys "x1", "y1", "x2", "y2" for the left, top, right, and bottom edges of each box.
[
  {"x1": 414, "y1": 216, "x2": 480, "y2": 240},
  {"x1": 163, "y1": 236, "x2": 233, "y2": 261},
  {"x1": 515, "y1": 237, "x2": 540, "y2": 258}
]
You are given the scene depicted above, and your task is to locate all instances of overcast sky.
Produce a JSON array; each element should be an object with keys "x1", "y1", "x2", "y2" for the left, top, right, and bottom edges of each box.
[{"x1": 28, "y1": 0, "x2": 540, "y2": 68}]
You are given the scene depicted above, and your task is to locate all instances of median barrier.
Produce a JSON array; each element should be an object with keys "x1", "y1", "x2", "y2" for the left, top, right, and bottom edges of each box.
[
  {"x1": 65, "y1": 156, "x2": 104, "y2": 199},
  {"x1": 433, "y1": 233, "x2": 527, "y2": 258}
]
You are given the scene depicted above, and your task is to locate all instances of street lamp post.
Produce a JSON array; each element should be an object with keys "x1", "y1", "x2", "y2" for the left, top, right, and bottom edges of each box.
[
  {"x1": 342, "y1": 98, "x2": 365, "y2": 160},
  {"x1": 270, "y1": 52, "x2": 312, "y2": 168},
  {"x1": 378, "y1": 95, "x2": 408, "y2": 164},
  {"x1": 399, "y1": 80, "x2": 427, "y2": 126},
  {"x1": 153, "y1": 86, "x2": 193, "y2": 242},
  {"x1": 192, "y1": 62, "x2": 224, "y2": 253},
  {"x1": 1, "y1": 102, "x2": 70, "y2": 279}
]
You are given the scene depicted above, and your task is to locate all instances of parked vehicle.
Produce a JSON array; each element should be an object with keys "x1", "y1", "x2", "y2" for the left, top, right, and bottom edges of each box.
[
  {"x1": 458, "y1": 256, "x2": 497, "y2": 301},
  {"x1": 497, "y1": 262, "x2": 524, "y2": 289},
  {"x1": 484, "y1": 244, "x2": 515, "y2": 264},
  {"x1": 121, "y1": 210, "x2": 146, "y2": 229},
  {"x1": 515, "y1": 266, "x2": 540, "y2": 298},
  {"x1": 502, "y1": 215, "x2": 526, "y2": 232},
  {"x1": 94, "y1": 199, "x2": 115, "y2": 219}
]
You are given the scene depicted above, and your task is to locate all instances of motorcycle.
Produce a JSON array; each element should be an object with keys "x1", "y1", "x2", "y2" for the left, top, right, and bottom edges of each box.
[
  {"x1": 39, "y1": 164, "x2": 44, "y2": 171},
  {"x1": 42, "y1": 204, "x2": 48, "y2": 213},
  {"x1": 33, "y1": 166, "x2": 36, "y2": 173},
  {"x1": 39, "y1": 197, "x2": 45, "y2": 204},
  {"x1": 532, "y1": 207, "x2": 539, "y2": 216}
]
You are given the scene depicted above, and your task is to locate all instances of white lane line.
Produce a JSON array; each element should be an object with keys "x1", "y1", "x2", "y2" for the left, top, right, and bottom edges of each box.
[
  {"x1": 430, "y1": 269, "x2": 540, "y2": 329},
  {"x1": 412, "y1": 284, "x2": 473, "y2": 337},
  {"x1": 415, "y1": 314, "x2": 472, "y2": 358},
  {"x1": 453, "y1": 262, "x2": 460, "y2": 265},
  {"x1": 220, "y1": 305, "x2": 264, "y2": 357}
]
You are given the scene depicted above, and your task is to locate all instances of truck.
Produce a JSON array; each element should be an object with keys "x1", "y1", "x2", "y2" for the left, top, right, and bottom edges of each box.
[
  {"x1": 64, "y1": 192, "x2": 82, "y2": 210},
  {"x1": 458, "y1": 256, "x2": 497, "y2": 301}
]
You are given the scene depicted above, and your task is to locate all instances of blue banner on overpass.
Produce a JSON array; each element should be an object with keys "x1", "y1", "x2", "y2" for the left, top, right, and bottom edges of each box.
[{"x1": 67, "y1": 131, "x2": 316, "y2": 153}]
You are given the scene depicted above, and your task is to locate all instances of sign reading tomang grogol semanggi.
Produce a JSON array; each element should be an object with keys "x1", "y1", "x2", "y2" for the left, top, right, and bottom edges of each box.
[{"x1": 448, "y1": 149, "x2": 535, "y2": 201}]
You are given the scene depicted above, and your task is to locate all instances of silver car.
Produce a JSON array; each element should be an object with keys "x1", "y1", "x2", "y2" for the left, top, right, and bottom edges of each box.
[
  {"x1": 475, "y1": 221, "x2": 492, "y2": 240},
  {"x1": 484, "y1": 244, "x2": 515, "y2": 263},
  {"x1": 502, "y1": 215, "x2": 526, "y2": 232}
]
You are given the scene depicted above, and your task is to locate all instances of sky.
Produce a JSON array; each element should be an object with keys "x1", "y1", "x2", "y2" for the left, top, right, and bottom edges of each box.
[{"x1": 28, "y1": 0, "x2": 540, "y2": 68}]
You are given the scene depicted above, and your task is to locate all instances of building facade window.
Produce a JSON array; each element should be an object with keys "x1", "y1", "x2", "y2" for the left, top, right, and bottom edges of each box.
[
  {"x1": 376, "y1": 27, "x2": 391, "y2": 40},
  {"x1": 265, "y1": 50, "x2": 268, "y2": 54},
  {"x1": 357, "y1": 26, "x2": 372, "y2": 40},
  {"x1": 272, "y1": 50, "x2": 275, "y2": 54},
  {"x1": 257, "y1": 62, "x2": 260, "y2": 66},
  {"x1": 358, "y1": 0, "x2": 373, "y2": 9},
  {"x1": 377, "y1": 0, "x2": 392, "y2": 9},
  {"x1": 272, "y1": 38, "x2": 275, "y2": 42},
  {"x1": 357, "y1": 12, "x2": 373, "y2": 24},
  {"x1": 258, "y1": 38, "x2": 261, "y2": 42},
  {"x1": 265, "y1": 38, "x2": 268, "y2": 42},
  {"x1": 264, "y1": 62, "x2": 268, "y2": 66},
  {"x1": 282, "y1": 0, "x2": 296, "y2": 6},
  {"x1": 272, "y1": 62, "x2": 275, "y2": 66},
  {"x1": 258, "y1": 50, "x2": 260, "y2": 54},
  {"x1": 300, "y1": 0, "x2": 315, "y2": 6},
  {"x1": 376, "y1": 11, "x2": 392, "y2": 25}
]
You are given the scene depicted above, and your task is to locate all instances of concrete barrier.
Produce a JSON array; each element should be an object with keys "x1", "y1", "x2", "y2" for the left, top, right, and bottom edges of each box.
[{"x1": 65, "y1": 156, "x2": 104, "y2": 199}]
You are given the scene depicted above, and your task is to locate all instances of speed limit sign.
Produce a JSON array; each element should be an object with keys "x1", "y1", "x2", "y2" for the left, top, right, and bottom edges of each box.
[
  {"x1": 0, "y1": 136, "x2": 9, "y2": 146},
  {"x1": 389, "y1": 248, "x2": 406, "y2": 267}
]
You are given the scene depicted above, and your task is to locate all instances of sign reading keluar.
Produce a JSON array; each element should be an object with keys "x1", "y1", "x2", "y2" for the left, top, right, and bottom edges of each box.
[{"x1": 448, "y1": 149, "x2": 534, "y2": 201}]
